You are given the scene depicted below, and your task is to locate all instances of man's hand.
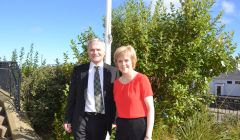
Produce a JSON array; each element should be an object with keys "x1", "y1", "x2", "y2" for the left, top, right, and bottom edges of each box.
[
  {"x1": 64, "y1": 123, "x2": 72, "y2": 133},
  {"x1": 112, "y1": 124, "x2": 117, "y2": 129}
]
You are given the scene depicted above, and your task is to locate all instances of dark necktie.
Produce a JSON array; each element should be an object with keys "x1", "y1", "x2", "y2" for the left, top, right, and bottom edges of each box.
[{"x1": 94, "y1": 66, "x2": 104, "y2": 113}]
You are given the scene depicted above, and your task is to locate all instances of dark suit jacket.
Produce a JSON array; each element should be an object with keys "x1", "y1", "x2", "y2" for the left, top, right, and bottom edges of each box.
[{"x1": 64, "y1": 62, "x2": 119, "y2": 134}]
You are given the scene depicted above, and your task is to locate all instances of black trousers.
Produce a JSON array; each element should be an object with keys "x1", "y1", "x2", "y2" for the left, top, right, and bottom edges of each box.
[
  {"x1": 74, "y1": 112, "x2": 108, "y2": 140},
  {"x1": 115, "y1": 117, "x2": 147, "y2": 140}
]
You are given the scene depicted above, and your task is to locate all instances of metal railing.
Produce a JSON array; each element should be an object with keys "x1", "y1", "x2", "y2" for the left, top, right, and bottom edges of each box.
[
  {"x1": 210, "y1": 96, "x2": 240, "y2": 122},
  {"x1": 210, "y1": 96, "x2": 240, "y2": 110},
  {"x1": 0, "y1": 61, "x2": 21, "y2": 111}
]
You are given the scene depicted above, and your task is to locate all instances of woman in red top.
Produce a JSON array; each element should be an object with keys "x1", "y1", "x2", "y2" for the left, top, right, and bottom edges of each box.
[{"x1": 113, "y1": 45, "x2": 155, "y2": 140}]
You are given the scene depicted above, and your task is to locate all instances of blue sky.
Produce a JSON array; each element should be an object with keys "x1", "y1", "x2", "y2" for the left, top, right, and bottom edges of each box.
[{"x1": 0, "y1": 0, "x2": 239, "y2": 64}]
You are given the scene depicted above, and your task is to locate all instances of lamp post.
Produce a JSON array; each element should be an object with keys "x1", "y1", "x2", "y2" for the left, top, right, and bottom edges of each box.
[{"x1": 105, "y1": 0, "x2": 112, "y2": 65}]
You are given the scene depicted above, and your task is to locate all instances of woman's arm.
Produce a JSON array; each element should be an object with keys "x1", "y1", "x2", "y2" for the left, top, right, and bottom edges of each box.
[{"x1": 144, "y1": 96, "x2": 155, "y2": 140}]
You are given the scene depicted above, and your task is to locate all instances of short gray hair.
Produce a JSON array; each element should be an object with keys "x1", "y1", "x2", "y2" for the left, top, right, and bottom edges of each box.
[{"x1": 88, "y1": 38, "x2": 105, "y2": 47}]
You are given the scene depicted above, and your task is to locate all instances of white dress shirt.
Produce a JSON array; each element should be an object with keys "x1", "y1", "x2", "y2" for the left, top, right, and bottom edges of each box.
[{"x1": 85, "y1": 61, "x2": 105, "y2": 113}]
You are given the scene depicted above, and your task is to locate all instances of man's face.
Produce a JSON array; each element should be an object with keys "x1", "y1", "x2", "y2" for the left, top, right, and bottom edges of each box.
[{"x1": 87, "y1": 42, "x2": 105, "y2": 65}]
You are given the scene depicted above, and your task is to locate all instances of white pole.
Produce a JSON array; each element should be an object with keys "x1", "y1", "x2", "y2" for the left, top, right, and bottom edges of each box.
[
  {"x1": 105, "y1": 1, "x2": 112, "y2": 139},
  {"x1": 105, "y1": 0, "x2": 112, "y2": 65}
]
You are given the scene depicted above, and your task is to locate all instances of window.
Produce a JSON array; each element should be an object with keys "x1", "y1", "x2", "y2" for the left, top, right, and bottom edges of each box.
[
  {"x1": 227, "y1": 81, "x2": 232, "y2": 84},
  {"x1": 235, "y1": 81, "x2": 240, "y2": 84}
]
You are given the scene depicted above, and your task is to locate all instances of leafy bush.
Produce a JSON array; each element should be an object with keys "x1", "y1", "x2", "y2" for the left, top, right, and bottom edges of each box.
[
  {"x1": 53, "y1": 84, "x2": 74, "y2": 140},
  {"x1": 111, "y1": 0, "x2": 236, "y2": 126},
  {"x1": 21, "y1": 65, "x2": 71, "y2": 138}
]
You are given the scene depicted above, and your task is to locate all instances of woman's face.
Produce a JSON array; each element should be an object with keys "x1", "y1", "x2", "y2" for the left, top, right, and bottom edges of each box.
[{"x1": 116, "y1": 53, "x2": 133, "y2": 74}]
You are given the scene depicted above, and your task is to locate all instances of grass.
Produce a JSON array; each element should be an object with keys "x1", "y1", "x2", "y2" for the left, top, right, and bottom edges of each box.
[{"x1": 152, "y1": 109, "x2": 240, "y2": 140}]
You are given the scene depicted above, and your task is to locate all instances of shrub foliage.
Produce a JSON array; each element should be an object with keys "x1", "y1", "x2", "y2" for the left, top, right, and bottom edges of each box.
[{"x1": 111, "y1": 0, "x2": 237, "y2": 125}]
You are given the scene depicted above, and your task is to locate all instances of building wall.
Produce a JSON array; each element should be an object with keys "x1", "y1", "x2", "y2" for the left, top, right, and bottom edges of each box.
[{"x1": 210, "y1": 79, "x2": 240, "y2": 96}]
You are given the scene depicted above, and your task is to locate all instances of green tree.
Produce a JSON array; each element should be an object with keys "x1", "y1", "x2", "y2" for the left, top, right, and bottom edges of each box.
[
  {"x1": 2, "y1": 56, "x2": 6, "y2": 61},
  {"x1": 21, "y1": 44, "x2": 39, "y2": 77},
  {"x1": 70, "y1": 27, "x2": 97, "y2": 64},
  {"x1": 19, "y1": 47, "x2": 25, "y2": 66},
  {"x1": 11, "y1": 49, "x2": 18, "y2": 62},
  {"x1": 111, "y1": 0, "x2": 237, "y2": 126}
]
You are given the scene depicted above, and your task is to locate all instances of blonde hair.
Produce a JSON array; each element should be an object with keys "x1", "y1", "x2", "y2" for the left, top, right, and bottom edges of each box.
[{"x1": 114, "y1": 45, "x2": 137, "y2": 69}]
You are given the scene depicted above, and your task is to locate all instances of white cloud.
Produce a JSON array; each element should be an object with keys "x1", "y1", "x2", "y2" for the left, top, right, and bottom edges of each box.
[{"x1": 222, "y1": 1, "x2": 235, "y2": 14}]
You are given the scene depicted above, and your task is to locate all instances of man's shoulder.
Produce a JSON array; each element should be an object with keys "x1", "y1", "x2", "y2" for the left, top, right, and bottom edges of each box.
[
  {"x1": 74, "y1": 63, "x2": 90, "y2": 70},
  {"x1": 104, "y1": 63, "x2": 117, "y2": 71}
]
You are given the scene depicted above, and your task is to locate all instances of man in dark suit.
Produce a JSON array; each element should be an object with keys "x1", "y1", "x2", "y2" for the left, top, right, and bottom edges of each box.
[{"x1": 64, "y1": 38, "x2": 119, "y2": 140}]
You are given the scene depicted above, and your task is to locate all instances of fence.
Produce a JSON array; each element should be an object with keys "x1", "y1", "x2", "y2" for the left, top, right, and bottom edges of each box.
[
  {"x1": 0, "y1": 61, "x2": 21, "y2": 111},
  {"x1": 209, "y1": 96, "x2": 240, "y2": 122}
]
